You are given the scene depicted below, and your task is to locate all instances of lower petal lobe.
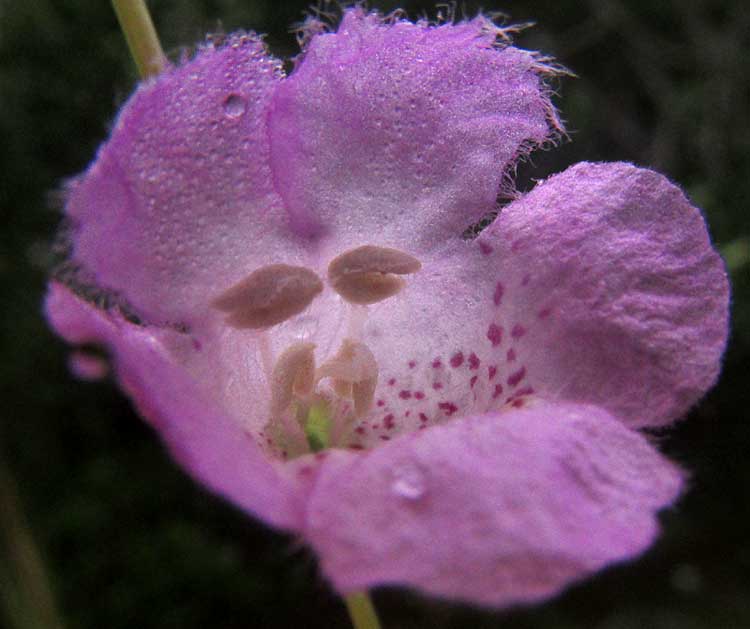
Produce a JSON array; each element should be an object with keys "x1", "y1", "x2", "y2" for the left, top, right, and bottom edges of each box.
[
  {"x1": 342, "y1": 161, "x2": 728, "y2": 441},
  {"x1": 305, "y1": 401, "x2": 683, "y2": 605},
  {"x1": 45, "y1": 283, "x2": 304, "y2": 531},
  {"x1": 480, "y1": 162, "x2": 729, "y2": 428}
]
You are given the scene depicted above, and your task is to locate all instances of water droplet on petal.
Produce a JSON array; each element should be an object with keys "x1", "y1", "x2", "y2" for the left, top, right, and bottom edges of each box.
[
  {"x1": 391, "y1": 463, "x2": 426, "y2": 501},
  {"x1": 222, "y1": 93, "x2": 246, "y2": 118}
]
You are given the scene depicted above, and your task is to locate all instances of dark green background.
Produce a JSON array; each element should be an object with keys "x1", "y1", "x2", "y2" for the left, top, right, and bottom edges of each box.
[{"x1": 2, "y1": 1, "x2": 748, "y2": 627}]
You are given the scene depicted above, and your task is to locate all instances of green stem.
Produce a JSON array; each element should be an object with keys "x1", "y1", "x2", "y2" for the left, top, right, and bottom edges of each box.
[
  {"x1": 111, "y1": 0, "x2": 166, "y2": 79},
  {"x1": 344, "y1": 591, "x2": 381, "y2": 629},
  {"x1": 0, "y1": 450, "x2": 65, "y2": 629}
]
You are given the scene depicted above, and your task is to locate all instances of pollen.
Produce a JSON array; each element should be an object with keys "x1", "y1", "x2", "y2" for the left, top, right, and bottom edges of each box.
[
  {"x1": 327, "y1": 245, "x2": 421, "y2": 305},
  {"x1": 269, "y1": 342, "x2": 316, "y2": 416},
  {"x1": 212, "y1": 263, "x2": 323, "y2": 329},
  {"x1": 316, "y1": 338, "x2": 379, "y2": 417}
]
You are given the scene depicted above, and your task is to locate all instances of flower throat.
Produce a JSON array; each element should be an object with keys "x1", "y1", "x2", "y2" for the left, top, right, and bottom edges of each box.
[{"x1": 212, "y1": 245, "x2": 421, "y2": 458}]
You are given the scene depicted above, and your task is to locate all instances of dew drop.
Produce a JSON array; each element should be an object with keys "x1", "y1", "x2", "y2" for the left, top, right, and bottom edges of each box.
[
  {"x1": 391, "y1": 464, "x2": 426, "y2": 501},
  {"x1": 222, "y1": 93, "x2": 246, "y2": 118}
]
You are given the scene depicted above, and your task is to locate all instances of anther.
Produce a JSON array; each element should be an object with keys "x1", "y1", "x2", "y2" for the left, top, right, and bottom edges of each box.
[
  {"x1": 317, "y1": 338, "x2": 379, "y2": 417},
  {"x1": 269, "y1": 342, "x2": 316, "y2": 416},
  {"x1": 212, "y1": 264, "x2": 323, "y2": 329},
  {"x1": 328, "y1": 245, "x2": 421, "y2": 305}
]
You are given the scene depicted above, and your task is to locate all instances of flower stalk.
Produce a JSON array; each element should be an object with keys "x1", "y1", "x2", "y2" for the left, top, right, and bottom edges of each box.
[
  {"x1": 0, "y1": 448, "x2": 65, "y2": 629},
  {"x1": 111, "y1": 0, "x2": 166, "y2": 79},
  {"x1": 344, "y1": 592, "x2": 381, "y2": 629}
]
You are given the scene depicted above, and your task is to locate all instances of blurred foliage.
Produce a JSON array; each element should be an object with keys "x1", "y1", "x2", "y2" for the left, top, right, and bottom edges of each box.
[{"x1": 1, "y1": 0, "x2": 748, "y2": 627}]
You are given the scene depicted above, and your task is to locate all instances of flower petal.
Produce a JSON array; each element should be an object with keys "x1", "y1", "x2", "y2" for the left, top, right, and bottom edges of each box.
[
  {"x1": 304, "y1": 401, "x2": 683, "y2": 606},
  {"x1": 331, "y1": 163, "x2": 727, "y2": 447},
  {"x1": 45, "y1": 283, "x2": 304, "y2": 530},
  {"x1": 268, "y1": 8, "x2": 559, "y2": 248},
  {"x1": 478, "y1": 162, "x2": 730, "y2": 428},
  {"x1": 64, "y1": 35, "x2": 299, "y2": 328}
]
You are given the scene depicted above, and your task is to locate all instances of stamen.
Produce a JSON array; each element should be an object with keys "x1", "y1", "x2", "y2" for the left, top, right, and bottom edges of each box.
[
  {"x1": 213, "y1": 264, "x2": 323, "y2": 329},
  {"x1": 256, "y1": 330, "x2": 275, "y2": 385},
  {"x1": 351, "y1": 374, "x2": 377, "y2": 418},
  {"x1": 332, "y1": 379, "x2": 353, "y2": 398},
  {"x1": 269, "y1": 342, "x2": 316, "y2": 416},
  {"x1": 317, "y1": 338, "x2": 379, "y2": 417},
  {"x1": 346, "y1": 304, "x2": 368, "y2": 340},
  {"x1": 328, "y1": 245, "x2": 421, "y2": 305}
]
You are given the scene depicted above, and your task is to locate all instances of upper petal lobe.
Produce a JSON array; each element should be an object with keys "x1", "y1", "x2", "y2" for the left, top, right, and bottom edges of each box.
[
  {"x1": 268, "y1": 9, "x2": 559, "y2": 250},
  {"x1": 65, "y1": 35, "x2": 297, "y2": 328}
]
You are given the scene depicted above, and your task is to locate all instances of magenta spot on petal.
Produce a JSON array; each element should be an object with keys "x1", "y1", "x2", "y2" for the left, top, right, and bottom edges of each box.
[
  {"x1": 372, "y1": 424, "x2": 380, "y2": 429},
  {"x1": 522, "y1": 274, "x2": 531, "y2": 286},
  {"x1": 538, "y1": 307, "x2": 552, "y2": 319},
  {"x1": 432, "y1": 358, "x2": 442, "y2": 369},
  {"x1": 419, "y1": 412, "x2": 428, "y2": 422},
  {"x1": 511, "y1": 239, "x2": 524, "y2": 253},
  {"x1": 414, "y1": 391, "x2": 425, "y2": 400},
  {"x1": 493, "y1": 282, "x2": 504, "y2": 306},
  {"x1": 512, "y1": 399, "x2": 525, "y2": 408},
  {"x1": 297, "y1": 465, "x2": 313, "y2": 477},
  {"x1": 450, "y1": 352, "x2": 464, "y2": 368},
  {"x1": 479, "y1": 241, "x2": 493, "y2": 255},
  {"x1": 506, "y1": 348, "x2": 516, "y2": 362},
  {"x1": 492, "y1": 383, "x2": 504, "y2": 399},
  {"x1": 511, "y1": 324, "x2": 527, "y2": 339},
  {"x1": 512, "y1": 386, "x2": 535, "y2": 398},
  {"x1": 507, "y1": 366, "x2": 527, "y2": 387},
  {"x1": 384, "y1": 414, "x2": 395, "y2": 430},
  {"x1": 380, "y1": 436, "x2": 391, "y2": 441},
  {"x1": 438, "y1": 402, "x2": 459, "y2": 416},
  {"x1": 468, "y1": 352, "x2": 480, "y2": 370},
  {"x1": 470, "y1": 375, "x2": 478, "y2": 388},
  {"x1": 418, "y1": 425, "x2": 427, "y2": 430},
  {"x1": 399, "y1": 390, "x2": 412, "y2": 400},
  {"x1": 487, "y1": 323, "x2": 503, "y2": 347},
  {"x1": 432, "y1": 382, "x2": 443, "y2": 390},
  {"x1": 349, "y1": 444, "x2": 365, "y2": 450},
  {"x1": 408, "y1": 360, "x2": 416, "y2": 369},
  {"x1": 355, "y1": 426, "x2": 366, "y2": 435},
  {"x1": 405, "y1": 411, "x2": 411, "y2": 417},
  {"x1": 388, "y1": 378, "x2": 396, "y2": 386},
  {"x1": 376, "y1": 399, "x2": 385, "y2": 407},
  {"x1": 192, "y1": 337, "x2": 203, "y2": 351},
  {"x1": 488, "y1": 365, "x2": 498, "y2": 380}
]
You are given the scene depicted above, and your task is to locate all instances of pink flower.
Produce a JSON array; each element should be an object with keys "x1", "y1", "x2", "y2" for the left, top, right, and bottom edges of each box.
[{"x1": 46, "y1": 8, "x2": 729, "y2": 607}]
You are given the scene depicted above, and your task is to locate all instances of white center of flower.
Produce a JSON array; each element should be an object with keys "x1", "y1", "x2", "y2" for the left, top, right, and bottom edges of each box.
[{"x1": 212, "y1": 245, "x2": 421, "y2": 458}]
